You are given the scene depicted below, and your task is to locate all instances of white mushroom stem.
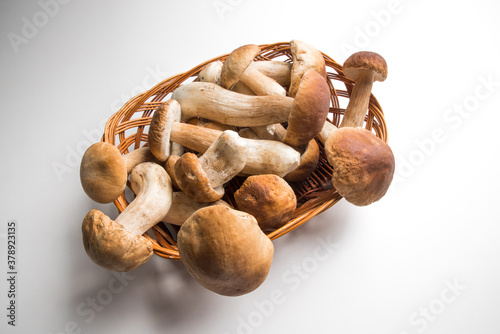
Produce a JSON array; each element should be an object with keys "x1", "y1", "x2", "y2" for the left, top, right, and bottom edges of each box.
[
  {"x1": 339, "y1": 70, "x2": 375, "y2": 128},
  {"x1": 239, "y1": 66, "x2": 286, "y2": 96},
  {"x1": 122, "y1": 147, "x2": 156, "y2": 174},
  {"x1": 169, "y1": 123, "x2": 299, "y2": 177},
  {"x1": 162, "y1": 192, "x2": 231, "y2": 226},
  {"x1": 251, "y1": 61, "x2": 291, "y2": 87},
  {"x1": 317, "y1": 121, "x2": 338, "y2": 144},
  {"x1": 197, "y1": 131, "x2": 247, "y2": 188},
  {"x1": 117, "y1": 162, "x2": 173, "y2": 236},
  {"x1": 172, "y1": 82, "x2": 294, "y2": 126}
]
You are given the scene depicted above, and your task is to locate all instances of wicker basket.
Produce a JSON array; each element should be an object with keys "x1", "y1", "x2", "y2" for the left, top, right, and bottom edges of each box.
[{"x1": 103, "y1": 42, "x2": 388, "y2": 260}]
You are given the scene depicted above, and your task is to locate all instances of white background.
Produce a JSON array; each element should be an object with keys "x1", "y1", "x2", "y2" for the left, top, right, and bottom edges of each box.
[{"x1": 1, "y1": 0, "x2": 500, "y2": 333}]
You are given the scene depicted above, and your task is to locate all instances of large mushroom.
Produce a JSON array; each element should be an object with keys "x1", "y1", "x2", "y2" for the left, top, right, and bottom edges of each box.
[
  {"x1": 80, "y1": 144, "x2": 156, "y2": 203},
  {"x1": 148, "y1": 100, "x2": 300, "y2": 177},
  {"x1": 177, "y1": 206, "x2": 274, "y2": 296},
  {"x1": 172, "y1": 69, "x2": 330, "y2": 147},
  {"x1": 81, "y1": 162, "x2": 173, "y2": 271}
]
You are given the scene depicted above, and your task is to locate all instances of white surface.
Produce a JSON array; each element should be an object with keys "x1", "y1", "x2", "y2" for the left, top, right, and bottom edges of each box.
[{"x1": 1, "y1": 0, "x2": 500, "y2": 333}]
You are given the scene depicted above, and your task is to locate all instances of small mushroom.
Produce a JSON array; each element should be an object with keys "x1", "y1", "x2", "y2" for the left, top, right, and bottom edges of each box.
[
  {"x1": 174, "y1": 130, "x2": 247, "y2": 202},
  {"x1": 177, "y1": 205, "x2": 274, "y2": 296},
  {"x1": 339, "y1": 51, "x2": 388, "y2": 128},
  {"x1": 234, "y1": 174, "x2": 297, "y2": 232},
  {"x1": 323, "y1": 127, "x2": 395, "y2": 206},
  {"x1": 149, "y1": 102, "x2": 300, "y2": 177},
  {"x1": 80, "y1": 143, "x2": 156, "y2": 203},
  {"x1": 81, "y1": 162, "x2": 173, "y2": 271},
  {"x1": 221, "y1": 44, "x2": 286, "y2": 96},
  {"x1": 164, "y1": 141, "x2": 184, "y2": 190},
  {"x1": 289, "y1": 40, "x2": 327, "y2": 98},
  {"x1": 172, "y1": 69, "x2": 329, "y2": 146}
]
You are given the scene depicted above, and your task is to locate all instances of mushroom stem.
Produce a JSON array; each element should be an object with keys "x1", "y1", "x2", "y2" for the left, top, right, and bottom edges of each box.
[
  {"x1": 340, "y1": 70, "x2": 375, "y2": 128},
  {"x1": 251, "y1": 61, "x2": 291, "y2": 87},
  {"x1": 122, "y1": 147, "x2": 157, "y2": 174},
  {"x1": 172, "y1": 82, "x2": 294, "y2": 126},
  {"x1": 197, "y1": 131, "x2": 247, "y2": 188},
  {"x1": 116, "y1": 163, "x2": 173, "y2": 236},
  {"x1": 317, "y1": 121, "x2": 338, "y2": 144},
  {"x1": 239, "y1": 66, "x2": 286, "y2": 96},
  {"x1": 162, "y1": 192, "x2": 231, "y2": 226}
]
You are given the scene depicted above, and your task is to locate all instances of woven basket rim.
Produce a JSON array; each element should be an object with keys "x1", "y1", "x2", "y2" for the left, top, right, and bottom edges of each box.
[{"x1": 101, "y1": 41, "x2": 388, "y2": 260}]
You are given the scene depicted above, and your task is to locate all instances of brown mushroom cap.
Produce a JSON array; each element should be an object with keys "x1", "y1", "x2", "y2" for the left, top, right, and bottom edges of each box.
[
  {"x1": 289, "y1": 40, "x2": 327, "y2": 98},
  {"x1": 82, "y1": 209, "x2": 153, "y2": 272},
  {"x1": 324, "y1": 127, "x2": 395, "y2": 206},
  {"x1": 148, "y1": 100, "x2": 182, "y2": 161},
  {"x1": 283, "y1": 70, "x2": 331, "y2": 147},
  {"x1": 221, "y1": 44, "x2": 261, "y2": 90},
  {"x1": 284, "y1": 139, "x2": 320, "y2": 183},
  {"x1": 234, "y1": 174, "x2": 297, "y2": 231},
  {"x1": 343, "y1": 51, "x2": 388, "y2": 82},
  {"x1": 80, "y1": 142, "x2": 127, "y2": 204},
  {"x1": 178, "y1": 205, "x2": 274, "y2": 296},
  {"x1": 174, "y1": 153, "x2": 224, "y2": 203}
]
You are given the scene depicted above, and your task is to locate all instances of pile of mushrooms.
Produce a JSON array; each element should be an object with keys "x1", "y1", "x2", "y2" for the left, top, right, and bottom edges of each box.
[{"x1": 79, "y1": 41, "x2": 395, "y2": 296}]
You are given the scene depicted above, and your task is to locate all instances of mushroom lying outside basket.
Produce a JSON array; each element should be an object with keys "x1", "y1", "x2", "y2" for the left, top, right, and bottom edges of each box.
[{"x1": 103, "y1": 42, "x2": 389, "y2": 261}]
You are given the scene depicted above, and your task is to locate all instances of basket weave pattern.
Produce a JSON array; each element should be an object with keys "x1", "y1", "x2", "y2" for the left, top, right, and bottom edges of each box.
[{"x1": 103, "y1": 42, "x2": 388, "y2": 260}]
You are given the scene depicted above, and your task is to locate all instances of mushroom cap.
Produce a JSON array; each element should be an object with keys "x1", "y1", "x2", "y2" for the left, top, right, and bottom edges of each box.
[
  {"x1": 324, "y1": 127, "x2": 395, "y2": 206},
  {"x1": 221, "y1": 44, "x2": 261, "y2": 90},
  {"x1": 178, "y1": 205, "x2": 274, "y2": 296},
  {"x1": 82, "y1": 209, "x2": 153, "y2": 272},
  {"x1": 284, "y1": 139, "x2": 320, "y2": 183},
  {"x1": 283, "y1": 70, "x2": 331, "y2": 147},
  {"x1": 148, "y1": 100, "x2": 182, "y2": 161},
  {"x1": 343, "y1": 51, "x2": 388, "y2": 82},
  {"x1": 80, "y1": 142, "x2": 127, "y2": 204},
  {"x1": 197, "y1": 60, "x2": 223, "y2": 85},
  {"x1": 174, "y1": 152, "x2": 224, "y2": 203},
  {"x1": 289, "y1": 40, "x2": 327, "y2": 98},
  {"x1": 234, "y1": 174, "x2": 297, "y2": 231}
]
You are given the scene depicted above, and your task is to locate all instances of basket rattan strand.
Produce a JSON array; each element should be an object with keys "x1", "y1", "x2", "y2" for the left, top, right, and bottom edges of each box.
[{"x1": 102, "y1": 42, "x2": 388, "y2": 260}]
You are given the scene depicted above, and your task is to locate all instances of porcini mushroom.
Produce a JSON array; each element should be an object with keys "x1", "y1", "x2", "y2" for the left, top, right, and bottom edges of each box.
[
  {"x1": 149, "y1": 101, "x2": 300, "y2": 177},
  {"x1": 234, "y1": 174, "x2": 297, "y2": 232},
  {"x1": 80, "y1": 143, "x2": 156, "y2": 203},
  {"x1": 172, "y1": 69, "x2": 329, "y2": 146},
  {"x1": 174, "y1": 130, "x2": 247, "y2": 202},
  {"x1": 221, "y1": 44, "x2": 286, "y2": 96},
  {"x1": 339, "y1": 51, "x2": 388, "y2": 128},
  {"x1": 324, "y1": 127, "x2": 394, "y2": 206},
  {"x1": 178, "y1": 206, "x2": 274, "y2": 296},
  {"x1": 289, "y1": 40, "x2": 327, "y2": 98},
  {"x1": 81, "y1": 162, "x2": 173, "y2": 271}
]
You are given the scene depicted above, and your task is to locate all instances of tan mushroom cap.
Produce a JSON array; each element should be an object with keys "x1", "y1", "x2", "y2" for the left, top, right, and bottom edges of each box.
[
  {"x1": 343, "y1": 51, "x2": 388, "y2": 82},
  {"x1": 234, "y1": 174, "x2": 297, "y2": 231},
  {"x1": 289, "y1": 40, "x2": 327, "y2": 98},
  {"x1": 174, "y1": 153, "x2": 224, "y2": 203},
  {"x1": 324, "y1": 127, "x2": 395, "y2": 206},
  {"x1": 80, "y1": 142, "x2": 127, "y2": 204},
  {"x1": 178, "y1": 205, "x2": 274, "y2": 296},
  {"x1": 284, "y1": 139, "x2": 320, "y2": 183},
  {"x1": 82, "y1": 209, "x2": 153, "y2": 272},
  {"x1": 148, "y1": 100, "x2": 182, "y2": 161},
  {"x1": 283, "y1": 70, "x2": 331, "y2": 147},
  {"x1": 221, "y1": 44, "x2": 261, "y2": 90}
]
